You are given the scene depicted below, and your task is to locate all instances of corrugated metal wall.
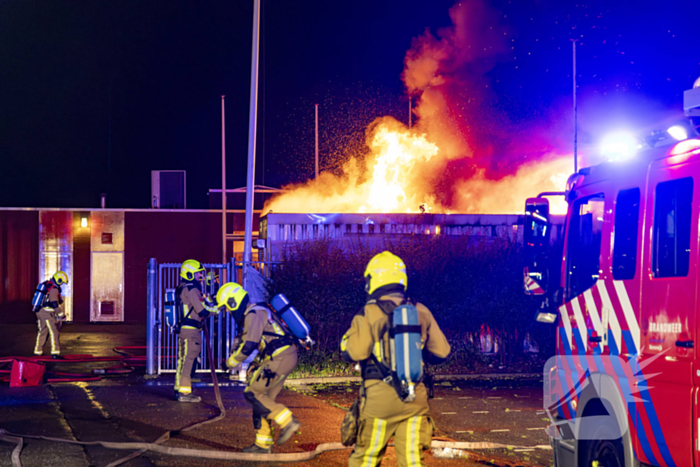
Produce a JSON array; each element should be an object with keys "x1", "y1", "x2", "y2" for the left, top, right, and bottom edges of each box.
[
  {"x1": 260, "y1": 213, "x2": 524, "y2": 261},
  {"x1": 0, "y1": 210, "x2": 250, "y2": 324},
  {"x1": 0, "y1": 211, "x2": 39, "y2": 324}
]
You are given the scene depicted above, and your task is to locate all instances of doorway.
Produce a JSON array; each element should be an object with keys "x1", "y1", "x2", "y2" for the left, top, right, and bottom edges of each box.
[{"x1": 90, "y1": 252, "x2": 124, "y2": 322}]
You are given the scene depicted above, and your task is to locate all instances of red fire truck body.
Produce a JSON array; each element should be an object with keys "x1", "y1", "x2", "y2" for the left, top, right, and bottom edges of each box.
[{"x1": 526, "y1": 138, "x2": 700, "y2": 467}]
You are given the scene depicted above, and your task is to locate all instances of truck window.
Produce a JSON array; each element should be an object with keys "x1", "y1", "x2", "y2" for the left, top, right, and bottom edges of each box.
[
  {"x1": 612, "y1": 188, "x2": 640, "y2": 280},
  {"x1": 566, "y1": 194, "x2": 605, "y2": 300},
  {"x1": 652, "y1": 177, "x2": 693, "y2": 278}
]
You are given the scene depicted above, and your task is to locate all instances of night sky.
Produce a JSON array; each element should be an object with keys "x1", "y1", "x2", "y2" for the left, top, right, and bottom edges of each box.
[{"x1": 1, "y1": 0, "x2": 698, "y2": 209}]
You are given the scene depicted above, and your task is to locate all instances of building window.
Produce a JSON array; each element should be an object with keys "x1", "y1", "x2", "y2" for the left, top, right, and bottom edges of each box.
[
  {"x1": 612, "y1": 188, "x2": 640, "y2": 280},
  {"x1": 566, "y1": 194, "x2": 605, "y2": 300},
  {"x1": 653, "y1": 177, "x2": 693, "y2": 278},
  {"x1": 101, "y1": 232, "x2": 113, "y2": 244}
]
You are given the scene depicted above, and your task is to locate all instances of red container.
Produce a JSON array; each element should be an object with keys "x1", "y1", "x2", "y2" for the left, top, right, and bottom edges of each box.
[{"x1": 10, "y1": 359, "x2": 46, "y2": 387}]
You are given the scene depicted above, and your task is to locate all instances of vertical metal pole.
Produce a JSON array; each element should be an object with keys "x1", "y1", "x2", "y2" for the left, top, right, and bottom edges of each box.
[
  {"x1": 226, "y1": 260, "x2": 232, "y2": 358},
  {"x1": 218, "y1": 270, "x2": 223, "y2": 367},
  {"x1": 409, "y1": 96, "x2": 412, "y2": 129},
  {"x1": 315, "y1": 104, "x2": 319, "y2": 179},
  {"x1": 222, "y1": 95, "x2": 227, "y2": 265},
  {"x1": 572, "y1": 39, "x2": 578, "y2": 174},
  {"x1": 157, "y1": 266, "x2": 163, "y2": 373},
  {"x1": 146, "y1": 258, "x2": 156, "y2": 375},
  {"x1": 243, "y1": 0, "x2": 261, "y2": 291}
]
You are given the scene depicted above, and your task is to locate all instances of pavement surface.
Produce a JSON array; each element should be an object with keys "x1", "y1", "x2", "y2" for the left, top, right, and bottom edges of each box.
[{"x1": 0, "y1": 324, "x2": 553, "y2": 467}]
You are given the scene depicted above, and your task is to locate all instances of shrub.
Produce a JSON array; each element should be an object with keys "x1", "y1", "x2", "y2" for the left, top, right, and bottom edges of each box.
[{"x1": 267, "y1": 234, "x2": 551, "y2": 373}]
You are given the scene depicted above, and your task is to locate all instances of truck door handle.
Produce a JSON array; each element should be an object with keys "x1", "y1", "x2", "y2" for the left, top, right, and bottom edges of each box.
[{"x1": 675, "y1": 340, "x2": 694, "y2": 348}]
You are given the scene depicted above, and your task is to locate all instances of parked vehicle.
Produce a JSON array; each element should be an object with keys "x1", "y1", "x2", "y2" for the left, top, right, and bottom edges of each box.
[{"x1": 524, "y1": 83, "x2": 700, "y2": 467}]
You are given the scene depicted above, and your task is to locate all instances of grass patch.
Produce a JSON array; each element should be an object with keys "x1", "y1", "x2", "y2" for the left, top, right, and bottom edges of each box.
[
  {"x1": 289, "y1": 349, "x2": 358, "y2": 379},
  {"x1": 287, "y1": 342, "x2": 548, "y2": 380}
]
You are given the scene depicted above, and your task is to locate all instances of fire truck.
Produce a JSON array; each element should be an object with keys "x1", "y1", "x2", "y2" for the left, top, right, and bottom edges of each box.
[{"x1": 523, "y1": 81, "x2": 700, "y2": 467}]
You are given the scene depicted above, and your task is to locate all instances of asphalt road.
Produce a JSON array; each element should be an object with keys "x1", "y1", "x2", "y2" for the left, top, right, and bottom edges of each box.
[
  {"x1": 0, "y1": 324, "x2": 553, "y2": 467},
  {"x1": 1, "y1": 375, "x2": 553, "y2": 466},
  {"x1": 305, "y1": 377, "x2": 553, "y2": 467}
]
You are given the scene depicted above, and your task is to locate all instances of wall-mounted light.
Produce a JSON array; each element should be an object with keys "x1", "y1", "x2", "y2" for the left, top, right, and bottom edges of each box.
[{"x1": 81, "y1": 217, "x2": 88, "y2": 228}]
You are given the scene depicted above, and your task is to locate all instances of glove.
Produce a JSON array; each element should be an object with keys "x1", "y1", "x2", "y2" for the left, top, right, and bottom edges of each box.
[
  {"x1": 226, "y1": 355, "x2": 241, "y2": 371},
  {"x1": 202, "y1": 295, "x2": 220, "y2": 314}
]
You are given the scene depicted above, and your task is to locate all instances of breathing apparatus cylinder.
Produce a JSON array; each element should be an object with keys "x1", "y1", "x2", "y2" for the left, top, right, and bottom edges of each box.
[{"x1": 270, "y1": 294, "x2": 314, "y2": 346}]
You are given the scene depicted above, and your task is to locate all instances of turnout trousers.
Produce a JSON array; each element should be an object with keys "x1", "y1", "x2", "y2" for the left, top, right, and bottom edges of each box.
[
  {"x1": 244, "y1": 347, "x2": 298, "y2": 449},
  {"x1": 174, "y1": 328, "x2": 201, "y2": 395},
  {"x1": 34, "y1": 309, "x2": 60, "y2": 356},
  {"x1": 349, "y1": 381, "x2": 433, "y2": 467}
]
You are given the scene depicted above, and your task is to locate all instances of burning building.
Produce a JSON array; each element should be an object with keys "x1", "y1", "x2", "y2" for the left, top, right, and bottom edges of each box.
[{"x1": 258, "y1": 212, "x2": 524, "y2": 262}]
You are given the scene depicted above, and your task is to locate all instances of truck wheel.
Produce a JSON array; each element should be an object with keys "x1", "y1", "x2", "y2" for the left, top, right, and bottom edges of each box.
[{"x1": 585, "y1": 438, "x2": 624, "y2": 467}]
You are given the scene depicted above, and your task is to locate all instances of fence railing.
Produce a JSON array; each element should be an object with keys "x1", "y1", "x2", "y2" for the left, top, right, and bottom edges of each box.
[{"x1": 146, "y1": 259, "x2": 282, "y2": 375}]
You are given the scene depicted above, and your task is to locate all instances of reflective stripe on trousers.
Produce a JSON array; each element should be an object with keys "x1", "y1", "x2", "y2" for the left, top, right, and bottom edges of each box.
[
  {"x1": 361, "y1": 418, "x2": 387, "y2": 467},
  {"x1": 34, "y1": 310, "x2": 60, "y2": 355},
  {"x1": 349, "y1": 381, "x2": 432, "y2": 467},
  {"x1": 175, "y1": 328, "x2": 201, "y2": 395}
]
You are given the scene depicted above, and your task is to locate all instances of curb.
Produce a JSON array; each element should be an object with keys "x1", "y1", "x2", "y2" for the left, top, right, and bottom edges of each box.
[
  {"x1": 141, "y1": 372, "x2": 541, "y2": 387},
  {"x1": 283, "y1": 372, "x2": 541, "y2": 386}
]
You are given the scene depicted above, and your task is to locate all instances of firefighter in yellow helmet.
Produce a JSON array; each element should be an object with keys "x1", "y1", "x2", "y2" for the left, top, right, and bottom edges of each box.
[
  {"x1": 340, "y1": 251, "x2": 451, "y2": 467},
  {"x1": 217, "y1": 282, "x2": 301, "y2": 453},
  {"x1": 173, "y1": 260, "x2": 218, "y2": 403},
  {"x1": 34, "y1": 271, "x2": 69, "y2": 358}
]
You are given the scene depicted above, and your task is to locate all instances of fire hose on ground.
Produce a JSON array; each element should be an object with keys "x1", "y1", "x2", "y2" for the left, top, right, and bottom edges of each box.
[{"x1": 0, "y1": 330, "x2": 552, "y2": 466}]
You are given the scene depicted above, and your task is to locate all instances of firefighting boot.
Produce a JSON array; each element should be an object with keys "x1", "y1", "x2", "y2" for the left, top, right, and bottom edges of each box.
[
  {"x1": 276, "y1": 417, "x2": 301, "y2": 445},
  {"x1": 242, "y1": 444, "x2": 272, "y2": 454}
]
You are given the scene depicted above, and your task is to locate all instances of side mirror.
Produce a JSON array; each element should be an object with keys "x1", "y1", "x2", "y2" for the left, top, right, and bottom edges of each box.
[{"x1": 524, "y1": 197, "x2": 551, "y2": 295}]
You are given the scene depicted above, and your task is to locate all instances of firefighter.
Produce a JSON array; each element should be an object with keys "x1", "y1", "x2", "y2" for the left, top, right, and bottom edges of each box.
[
  {"x1": 216, "y1": 282, "x2": 301, "y2": 453},
  {"x1": 34, "y1": 271, "x2": 68, "y2": 358},
  {"x1": 340, "y1": 251, "x2": 451, "y2": 467},
  {"x1": 174, "y1": 259, "x2": 218, "y2": 403}
]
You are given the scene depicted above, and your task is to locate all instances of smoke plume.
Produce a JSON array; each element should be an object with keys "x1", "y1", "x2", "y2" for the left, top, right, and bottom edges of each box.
[{"x1": 264, "y1": 0, "x2": 570, "y2": 215}]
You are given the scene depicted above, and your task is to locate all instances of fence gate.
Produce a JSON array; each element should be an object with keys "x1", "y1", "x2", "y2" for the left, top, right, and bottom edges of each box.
[{"x1": 146, "y1": 259, "x2": 237, "y2": 375}]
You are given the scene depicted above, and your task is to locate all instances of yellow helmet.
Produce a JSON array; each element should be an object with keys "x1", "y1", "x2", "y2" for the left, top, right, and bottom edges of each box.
[
  {"x1": 364, "y1": 251, "x2": 407, "y2": 295},
  {"x1": 216, "y1": 282, "x2": 250, "y2": 326},
  {"x1": 53, "y1": 271, "x2": 69, "y2": 285},
  {"x1": 180, "y1": 259, "x2": 205, "y2": 281},
  {"x1": 216, "y1": 282, "x2": 249, "y2": 311}
]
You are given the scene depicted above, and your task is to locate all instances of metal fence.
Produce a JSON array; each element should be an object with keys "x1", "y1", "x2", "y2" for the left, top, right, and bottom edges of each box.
[
  {"x1": 146, "y1": 258, "x2": 280, "y2": 375},
  {"x1": 146, "y1": 259, "x2": 233, "y2": 374}
]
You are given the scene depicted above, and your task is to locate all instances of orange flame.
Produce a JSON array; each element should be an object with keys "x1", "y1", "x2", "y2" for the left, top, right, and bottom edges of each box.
[
  {"x1": 263, "y1": 118, "x2": 570, "y2": 215},
  {"x1": 365, "y1": 121, "x2": 439, "y2": 212},
  {"x1": 453, "y1": 157, "x2": 571, "y2": 215},
  {"x1": 264, "y1": 118, "x2": 446, "y2": 214}
]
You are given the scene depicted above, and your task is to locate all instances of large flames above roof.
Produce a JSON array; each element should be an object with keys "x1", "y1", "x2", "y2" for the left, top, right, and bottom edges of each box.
[{"x1": 264, "y1": 0, "x2": 571, "y2": 216}]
